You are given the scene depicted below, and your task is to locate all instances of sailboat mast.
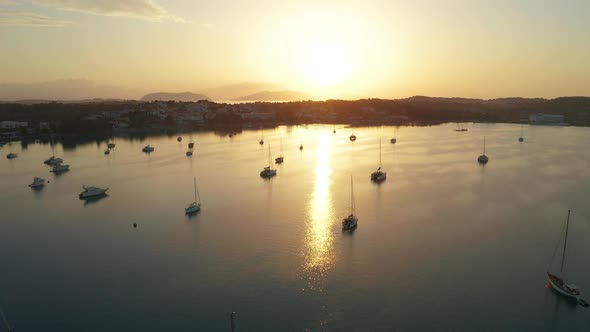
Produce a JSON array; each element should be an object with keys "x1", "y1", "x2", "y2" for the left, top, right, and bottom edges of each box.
[
  {"x1": 351, "y1": 175, "x2": 355, "y2": 215},
  {"x1": 483, "y1": 137, "x2": 486, "y2": 155},
  {"x1": 268, "y1": 145, "x2": 271, "y2": 168},
  {"x1": 561, "y1": 210, "x2": 571, "y2": 274},
  {"x1": 193, "y1": 176, "x2": 197, "y2": 203},
  {"x1": 379, "y1": 138, "x2": 382, "y2": 169}
]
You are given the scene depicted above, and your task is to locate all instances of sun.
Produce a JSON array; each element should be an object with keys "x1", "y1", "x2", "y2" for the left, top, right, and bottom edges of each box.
[{"x1": 300, "y1": 40, "x2": 354, "y2": 86}]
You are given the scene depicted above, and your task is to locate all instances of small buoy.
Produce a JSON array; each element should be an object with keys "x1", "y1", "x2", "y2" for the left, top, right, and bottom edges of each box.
[
  {"x1": 133, "y1": 222, "x2": 137, "y2": 228},
  {"x1": 299, "y1": 144, "x2": 303, "y2": 150}
]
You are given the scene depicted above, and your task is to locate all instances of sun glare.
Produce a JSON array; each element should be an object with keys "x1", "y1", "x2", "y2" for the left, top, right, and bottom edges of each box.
[{"x1": 300, "y1": 40, "x2": 354, "y2": 86}]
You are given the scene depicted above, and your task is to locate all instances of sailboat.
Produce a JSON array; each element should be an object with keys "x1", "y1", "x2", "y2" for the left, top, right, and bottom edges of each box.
[
  {"x1": 455, "y1": 123, "x2": 468, "y2": 132},
  {"x1": 342, "y1": 175, "x2": 358, "y2": 231},
  {"x1": 477, "y1": 137, "x2": 489, "y2": 164},
  {"x1": 547, "y1": 210, "x2": 588, "y2": 306},
  {"x1": 371, "y1": 139, "x2": 387, "y2": 182},
  {"x1": 518, "y1": 125, "x2": 524, "y2": 142},
  {"x1": 275, "y1": 137, "x2": 284, "y2": 164},
  {"x1": 44, "y1": 134, "x2": 63, "y2": 165},
  {"x1": 260, "y1": 145, "x2": 277, "y2": 178},
  {"x1": 185, "y1": 176, "x2": 201, "y2": 214}
]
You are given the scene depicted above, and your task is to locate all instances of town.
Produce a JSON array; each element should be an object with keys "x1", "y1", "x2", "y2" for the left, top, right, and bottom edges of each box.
[{"x1": 1, "y1": 96, "x2": 588, "y2": 142}]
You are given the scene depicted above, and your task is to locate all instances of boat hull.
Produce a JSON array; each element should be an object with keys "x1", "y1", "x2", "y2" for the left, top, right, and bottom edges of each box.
[{"x1": 547, "y1": 273, "x2": 580, "y2": 300}]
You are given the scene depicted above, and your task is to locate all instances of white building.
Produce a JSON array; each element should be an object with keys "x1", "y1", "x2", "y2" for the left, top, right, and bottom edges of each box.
[
  {"x1": 0, "y1": 121, "x2": 28, "y2": 129},
  {"x1": 529, "y1": 114, "x2": 565, "y2": 125}
]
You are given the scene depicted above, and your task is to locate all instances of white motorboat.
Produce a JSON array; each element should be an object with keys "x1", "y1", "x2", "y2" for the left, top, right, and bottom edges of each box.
[
  {"x1": 477, "y1": 137, "x2": 489, "y2": 164},
  {"x1": 142, "y1": 145, "x2": 154, "y2": 153},
  {"x1": 260, "y1": 145, "x2": 277, "y2": 178},
  {"x1": 79, "y1": 186, "x2": 108, "y2": 199},
  {"x1": 546, "y1": 210, "x2": 587, "y2": 306},
  {"x1": 185, "y1": 176, "x2": 201, "y2": 214},
  {"x1": 50, "y1": 164, "x2": 70, "y2": 173},
  {"x1": 29, "y1": 177, "x2": 46, "y2": 188},
  {"x1": 342, "y1": 175, "x2": 358, "y2": 231},
  {"x1": 370, "y1": 139, "x2": 387, "y2": 182},
  {"x1": 6, "y1": 153, "x2": 17, "y2": 159}
]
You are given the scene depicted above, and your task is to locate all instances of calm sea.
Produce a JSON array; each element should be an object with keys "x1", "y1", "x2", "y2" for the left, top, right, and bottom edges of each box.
[{"x1": 1, "y1": 123, "x2": 589, "y2": 331}]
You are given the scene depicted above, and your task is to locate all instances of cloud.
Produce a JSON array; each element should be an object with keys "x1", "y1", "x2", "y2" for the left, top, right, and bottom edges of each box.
[
  {"x1": 0, "y1": 9, "x2": 71, "y2": 26},
  {"x1": 31, "y1": 0, "x2": 185, "y2": 22}
]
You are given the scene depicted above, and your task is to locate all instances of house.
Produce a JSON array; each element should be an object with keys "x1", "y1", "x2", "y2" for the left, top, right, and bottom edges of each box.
[
  {"x1": 0, "y1": 121, "x2": 28, "y2": 129},
  {"x1": 529, "y1": 114, "x2": 565, "y2": 125}
]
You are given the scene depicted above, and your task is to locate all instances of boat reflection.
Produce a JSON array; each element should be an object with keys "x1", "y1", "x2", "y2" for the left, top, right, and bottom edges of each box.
[
  {"x1": 83, "y1": 194, "x2": 108, "y2": 206},
  {"x1": 302, "y1": 135, "x2": 335, "y2": 290}
]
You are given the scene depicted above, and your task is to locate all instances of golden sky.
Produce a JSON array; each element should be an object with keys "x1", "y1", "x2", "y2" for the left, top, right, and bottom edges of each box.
[{"x1": 1, "y1": 0, "x2": 589, "y2": 100}]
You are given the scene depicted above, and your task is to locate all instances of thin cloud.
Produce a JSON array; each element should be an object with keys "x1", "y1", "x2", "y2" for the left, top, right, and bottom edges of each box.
[
  {"x1": 0, "y1": 9, "x2": 71, "y2": 26},
  {"x1": 31, "y1": 0, "x2": 185, "y2": 22}
]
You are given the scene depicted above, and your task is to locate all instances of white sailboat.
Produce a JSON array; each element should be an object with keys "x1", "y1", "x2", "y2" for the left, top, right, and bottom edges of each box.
[
  {"x1": 44, "y1": 134, "x2": 62, "y2": 165},
  {"x1": 185, "y1": 176, "x2": 201, "y2": 214},
  {"x1": 342, "y1": 175, "x2": 358, "y2": 231},
  {"x1": 477, "y1": 137, "x2": 489, "y2": 164},
  {"x1": 260, "y1": 145, "x2": 277, "y2": 178},
  {"x1": 275, "y1": 137, "x2": 284, "y2": 164},
  {"x1": 547, "y1": 210, "x2": 588, "y2": 306},
  {"x1": 371, "y1": 139, "x2": 387, "y2": 182}
]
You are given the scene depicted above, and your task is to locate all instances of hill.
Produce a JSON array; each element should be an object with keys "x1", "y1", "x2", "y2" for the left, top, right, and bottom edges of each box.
[
  {"x1": 232, "y1": 90, "x2": 312, "y2": 101},
  {"x1": 140, "y1": 92, "x2": 209, "y2": 102}
]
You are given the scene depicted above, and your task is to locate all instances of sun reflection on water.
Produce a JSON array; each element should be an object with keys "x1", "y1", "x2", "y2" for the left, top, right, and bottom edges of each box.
[{"x1": 303, "y1": 134, "x2": 335, "y2": 290}]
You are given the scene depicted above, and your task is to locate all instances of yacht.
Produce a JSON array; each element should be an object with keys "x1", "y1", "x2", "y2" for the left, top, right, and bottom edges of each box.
[
  {"x1": 260, "y1": 145, "x2": 277, "y2": 178},
  {"x1": 547, "y1": 210, "x2": 588, "y2": 306},
  {"x1": 477, "y1": 137, "x2": 489, "y2": 164},
  {"x1": 342, "y1": 175, "x2": 358, "y2": 231},
  {"x1": 370, "y1": 139, "x2": 387, "y2": 182},
  {"x1": 185, "y1": 176, "x2": 201, "y2": 214},
  {"x1": 50, "y1": 164, "x2": 70, "y2": 173},
  {"x1": 29, "y1": 177, "x2": 47, "y2": 188},
  {"x1": 6, "y1": 153, "x2": 17, "y2": 159},
  {"x1": 142, "y1": 145, "x2": 154, "y2": 153},
  {"x1": 44, "y1": 156, "x2": 63, "y2": 165},
  {"x1": 79, "y1": 186, "x2": 108, "y2": 199}
]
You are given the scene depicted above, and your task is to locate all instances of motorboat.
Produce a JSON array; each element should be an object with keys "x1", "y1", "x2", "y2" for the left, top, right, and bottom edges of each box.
[
  {"x1": 44, "y1": 156, "x2": 63, "y2": 165},
  {"x1": 79, "y1": 186, "x2": 108, "y2": 199},
  {"x1": 342, "y1": 175, "x2": 358, "y2": 231},
  {"x1": 186, "y1": 150, "x2": 193, "y2": 156},
  {"x1": 29, "y1": 177, "x2": 46, "y2": 188},
  {"x1": 142, "y1": 145, "x2": 154, "y2": 153},
  {"x1": 104, "y1": 148, "x2": 110, "y2": 155},
  {"x1": 390, "y1": 138, "x2": 397, "y2": 144},
  {"x1": 546, "y1": 210, "x2": 587, "y2": 305},
  {"x1": 185, "y1": 176, "x2": 201, "y2": 214},
  {"x1": 107, "y1": 142, "x2": 116, "y2": 148},
  {"x1": 6, "y1": 153, "x2": 17, "y2": 159},
  {"x1": 50, "y1": 164, "x2": 70, "y2": 173},
  {"x1": 477, "y1": 137, "x2": 489, "y2": 164}
]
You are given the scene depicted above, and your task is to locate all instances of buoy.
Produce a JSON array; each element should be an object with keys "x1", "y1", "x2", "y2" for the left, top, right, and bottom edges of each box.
[{"x1": 133, "y1": 222, "x2": 137, "y2": 228}]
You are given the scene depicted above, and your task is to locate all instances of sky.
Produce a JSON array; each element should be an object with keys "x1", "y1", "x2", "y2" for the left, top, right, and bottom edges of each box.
[{"x1": 0, "y1": 0, "x2": 589, "y2": 100}]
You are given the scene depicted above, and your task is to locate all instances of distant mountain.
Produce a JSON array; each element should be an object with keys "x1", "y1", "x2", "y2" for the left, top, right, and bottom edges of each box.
[
  {"x1": 140, "y1": 92, "x2": 209, "y2": 102},
  {"x1": 0, "y1": 79, "x2": 140, "y2": 101},
  {"x1": 232, "y1": 90, "x2": 312, "y2": 102},
  {"x1": 203, "y1": 82, "x2": 285, "y2": 101}
]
